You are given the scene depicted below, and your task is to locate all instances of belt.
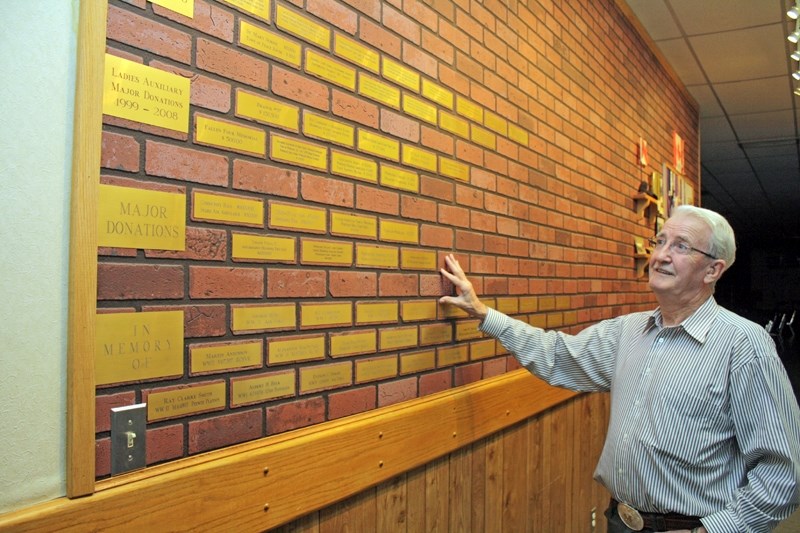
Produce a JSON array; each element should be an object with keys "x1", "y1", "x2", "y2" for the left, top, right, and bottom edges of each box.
[{"x1": 610, "y1": 499, "x2": 703, "y2": 531}]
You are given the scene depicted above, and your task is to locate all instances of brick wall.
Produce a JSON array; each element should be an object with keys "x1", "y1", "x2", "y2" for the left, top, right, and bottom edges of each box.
[{"x1": 95, "y1": 0, "x2": 698, "y2": 477}]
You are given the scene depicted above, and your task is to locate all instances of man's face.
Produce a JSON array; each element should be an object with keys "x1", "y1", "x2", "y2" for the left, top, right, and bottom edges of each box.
[{"x1": 648, "y1": 213, "x2": 717, "y2": 300}]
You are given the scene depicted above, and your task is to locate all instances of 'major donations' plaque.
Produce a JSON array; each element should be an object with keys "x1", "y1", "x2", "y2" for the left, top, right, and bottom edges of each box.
[
  {"x1": 96, "y1": 310, "x2": 184, "y2": 386},
  {"x1": 103, "y1": 54, "x2": 190, "y2": 133},
  {"x1": 98, "y1": 184, "x2": 186, "y2": 251},
  {"x1": 149, "y1": 0, "x2": 194, "y2": 17}
]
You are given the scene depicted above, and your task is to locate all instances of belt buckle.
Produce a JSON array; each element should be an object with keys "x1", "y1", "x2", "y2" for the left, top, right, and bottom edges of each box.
[{"x1": 617, "y1": 502, "x2": 644, "y2": 531}]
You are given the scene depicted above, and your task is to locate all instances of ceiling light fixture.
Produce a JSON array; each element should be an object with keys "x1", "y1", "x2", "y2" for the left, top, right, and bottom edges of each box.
[
  {"x1": 789, "y1": 3, "x2": 800, "y2": 19},
  {"x1": 793, "y1": 49, "x2": 800, "y2": 61},
  {"x1": 790, "y1": 19, "x2": 800, "y2": 42},
  {"x1": 792, "y1": 70, "x2": 800, "y2": 80}
]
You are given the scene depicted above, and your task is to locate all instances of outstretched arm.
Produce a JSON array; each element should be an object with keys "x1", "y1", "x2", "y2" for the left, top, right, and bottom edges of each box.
[{"x1": 438, "y1": 254, "x2": 488, "y2": 319}]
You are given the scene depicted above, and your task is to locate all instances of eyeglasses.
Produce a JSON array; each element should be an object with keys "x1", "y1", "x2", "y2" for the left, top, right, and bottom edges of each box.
[{"x1": 647, "y1": 236, "x2": 717, "y2": 259}]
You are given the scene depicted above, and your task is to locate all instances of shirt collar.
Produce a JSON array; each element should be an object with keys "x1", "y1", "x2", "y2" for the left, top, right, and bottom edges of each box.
[{"x1": 645, "y1": 296, "x2": 719, "y2": 343}]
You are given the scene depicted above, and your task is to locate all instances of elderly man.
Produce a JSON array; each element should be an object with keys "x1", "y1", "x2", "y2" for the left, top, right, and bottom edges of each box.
[{"x1": 439, "y1": 205, "x2": 800, "y2": 532}]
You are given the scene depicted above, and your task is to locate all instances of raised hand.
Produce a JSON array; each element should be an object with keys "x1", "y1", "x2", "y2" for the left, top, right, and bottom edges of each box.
[{"x1": 438, "y1": 254, "x2": 488, "y2": 319}]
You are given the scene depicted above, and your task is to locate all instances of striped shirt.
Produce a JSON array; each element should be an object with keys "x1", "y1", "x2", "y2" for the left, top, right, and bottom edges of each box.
[{"x1": 480, "y1": 297, "x2": 800, "y2": 532}]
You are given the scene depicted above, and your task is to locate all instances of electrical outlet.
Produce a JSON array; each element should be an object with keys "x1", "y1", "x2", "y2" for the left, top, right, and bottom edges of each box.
[
  {"x1": 590, "y1": 507, "x2": 597, "y2": 533},
  {"x1": 111, "y1": 403, "x2": 147, "y2": 475}
]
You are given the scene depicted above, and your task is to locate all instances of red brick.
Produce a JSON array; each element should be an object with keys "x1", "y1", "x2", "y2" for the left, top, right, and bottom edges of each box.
[
  {"x1": 98, "y1": 263, "x2": 184, "y2": 300},
  {"x1": 333, "y1": 90, "x2": 379, "y2": 128},
  {"x1": 188, "y1": 409, "x2": 263, "y2": 454},
  {"x1": 190, "y1": 266, "x2": 264, "y2": 299},
  {"x1": 272, "y1": 66, "x2": 329, "y2": 112},
  {"x1": 420, "y1": 273, "x2": 450, "y2": 297},
  {"x1": 439, "y1": 19, "x2": 469, "y2": 54},
  {"x1": 421, "y1": 125, "x2": 454, "y2": 155},
  {"x1": 482, "y1": 357, "x2": 507, "y2": 378},
  {"x1": 420, "y1": 175, "x2": 453, "y2": 202},
  {"x1": 142, "y1": 304, "x2": 227, "y2": 338},
  {"x1": 497, "y1": 216, "x2": 519, "y2": 237},
  {"x1": 419, "y1": 370, "x2": 451, "y2": 396},
  {"x1": 356, "y1": 185, "x2": 399, "y2": 215},
  {"x1": 146, "y1": 227, "x2": 227, "y2": 261},
  {"x1": 153, "y1": 0, "x2": 234, "y2": 42},
  {"x1": 197, "y1": 38, "x2": 268, "y2": 90},
  {"x1": 439, "y1": 64, "x2": 469, "y2": 96},
  {"x1": 421, "y1": 29, "x2": 454, "y2": 65},
  {"x1": 497, "y1": 257, "x2": 519, "y2": 275},
  {"x1": 484, "y1": 277, "x2": 508, "y2": 295},
  {"x1": 403, "y1": 45, "x2": 437, "y2": 78},
  {"x1": 471, "y1": 211, "x2": 496, "y2": 232},
  {"x1": 401, "y1": 195, "x2": 436, "y2": 222},
  {"x1": 308, "y1": 0, "x2": 357, "y2": 33},
  {"x1": 454, "y1": 362, "x2": 482, "y2": 386},
  {"x1": 268, "y1": 269, "x2": 326, "y2": 298},
  {"x1": 438, "y1": 204, "x2": 469, "y2": 228},
  {"x1": 147, "y1": 424, "x2": 184, "y2": 465},
  {"x1": 150, "y1": 60, "x2": 231, "y2": 113},
  {"x1": 471, "y1": 167, "x2": 497, "y2": 191},
  {"x1": 301, "y1": 173, "x2": 354, "y2": 207},
  {"x1": 96, "y1": 438, "x2": 111, "y2": 478},
  {"x1": 379, "y1": 273, "x2": 418, "y2": 296},
  {"x1": 456, "y1": 184, "x2": 483, "y2": 209},
  {"x1": 96, "y1": 391, "x2": 136, "y2": 432},
  {"x1": 484, "y1": 234, "x2": 508, "y2": 255},
  {"x1": 329, "y1": 271, "x2": 377, "y2": 297},
  {"x1": 381, "y1": 109, "x2": 419, "y2": 142},
  {"x1": 101, "y1": 131, "x2": 140, "y2": 172},
  {"x1": 233, "y1": 159, "x2": 298, "y2": 198},
  {"x1": 145, "y1": 140, "x2": 229, "y2": 186},
  {"x1": 420, "y1": 224, "x2": 453, "y2": 248},
  {"x1": 328, "y1": 386, "x2": 376, "y2": 420},
  {"x1": 384, "y1": 5, "x2": 420, "y2": 44},
  {"x1": 107, "y1": 5, "x2": 192, "y2": 64},
  {"x1": 455, "y1": 140, "x2": 483, "y2": 166},
  {"x1": 456, "y1": 230, "x2": 483, "y2": 252},
  {"x1": 471, "y1": 254, "x2": 496, "y2": 274},
  {"x1": 378, "y1": 377, "x2": 418, "y2": 407},
  {"x1": 359, "y1": 18, "x2": 401, "y2": 58},
  {"x1": 267, "y1": 397, "x2": 326, "y2": 435}
]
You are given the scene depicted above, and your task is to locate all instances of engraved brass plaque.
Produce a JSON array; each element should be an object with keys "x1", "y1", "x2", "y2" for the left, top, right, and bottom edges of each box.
[
  {"x1": 401, "y1": 145, "x2": 437, "y2": 173},
  {"x1": 147, "y1": 382, "x2": 226, "y2": 421},
  {"x1": 304, "y1": 112, "x2": 354, "y2": 147},
  {"x1": 471, "y1": 124, "x2": 496, "y2": 150},
  {"x1": 401, "y1": 248, "x2": 436, "y2": 270},
  {"x1": 330, "y1": 330, "x2": 377, "y2": 357},
  {"x1": 300, "y1": 361, "x2": 352, "y2": 393},
  {"x1": 232, "y1": 233, "x2": 295, "y2": 262},
  {"x1": 380, "y1": 219, "x2": 418, "y2": 244},
  {"x1": 496, "y1": 297, "x2": 520, "y2": 315},
  {"x1": 300, "y1": 302, "x2": 352, "y2": 329},
  {"x1": 239, "y1": 20, "x2": 300, "y2": 68},
  {"x1": 509, "y1": 123, "x2": 529, "y2": 145},
  {"x1": 440, "y1": 111, "x2": 469, "y2": 138},
  {"x1": 439, "y1": 157, "x2": 469, "y2": 182},
  {"x1": 358, "y1": 129, "x2": 400, "y2": 161},
  {"x1": 470, "y1": 339, "x2": 497, "y2": 360},
  {"x1": 484, "y1": 110, "x2": 508, "y2": 136},
  {"x1": 269, "y1": 201, "x2": 327, "y2": 233},
  {"x1": 150, "y1": 0, "x2": 193, "y2": 17},
  {"x1": 276, "y1": 4, "x2": 329, "y2": 48},
  {"x1": 193, "y1": 191, "x2": 263, "y2": 227},
  {"x1": 236, "y1": 88, "x2": 299, "y2": 131},
  {"x1": 270, "y1": 134, "x2": 328, "y2": 171},
  {"x1": 268, "y1": 335, "x2": 325, "y2": 365},
  {"x1": 359, "y1": 74, "x2": 400, "y2": 109},
  {"x1": 223, "y1": 0, "x2": 270, "y2": 21},
  {"x1": 379, "y1": 326, "x2": 418, "y2": 351},
  {"x1": 356, "y1": 243, "x2": 398, "y2": 269},
  {"x1": 301, "y1": 239, "x2": 353, "y2": 265},
  {"x1": 190, "y1": 340, "x2": 262, "y2": 374},
  {"x1": 403, "y1": 94, "x2": 437, "y2": 124},
  {"x1": 231, "y1": 370, "x2": 295, "y2": 407},
  {"x1": 98, "y1": 184, "x2": 186, "y2": 251},
  {"x1": 335, "y1": 34, "x2": 379, "y2": 73},
  {"x1": 355, "y1": 301, "x2": 398, "y2": 324},
  {"x1": 196, "y1": 114, "x2": 266, "y2": 157},
  {"x1": 383, "y1": 57, "x2": 419, "y2": 92},
  {"x1": 331, "y1": 150, "x2": 378, "y2": 183},
  {"x1": 456, "y1": 95, "x2": 483, "y2": 123},
  {"x1": 356, "y1": 356, "x2": 398, "y2": 383},
  {"x1": 421, "y1": 79, "x2": 453, "y2": 109},
  {"x1": 438, "y1": 345, "x2": 469, "y2": 366},
  {"x1": 331, "y1": 211, "x2": 377, "y2": 239},
  {"x1": 96, "y1": 310, "x2": 183, "y2": 386},
  {"x1": 306, "y1": 49, "x2": 356, "y2": 91},
  {"x1": 400, "y1": 350, "x2": 435, "y2": 374},
  {"x1": 380, "y1": 164, "x2": 419, "y2": 192},
  {"x1": 232, "y1": 303, "x2": 296, "y2": 333},
  {"x1": 419, "y1": 323, "x2": 452, "y2": 346},
  {"x1": 401, "y1": 300, "x2": 437, "y2": 322},
  {"x1": 456, "y1": 320, "x2": 482, "y2": 341}
]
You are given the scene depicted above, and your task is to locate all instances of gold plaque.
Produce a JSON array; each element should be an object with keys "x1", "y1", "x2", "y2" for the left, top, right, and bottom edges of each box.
[
  {"x1": 150, "y1": 0, "x2": 193, "y2": 17},
  {"x1": 232, "y1": 233, "x2": 295, "y2": 262},
  {"x1": 331, "y1": 150, "x2": 378, "y2": 183},
  {"x1": 419, "y1": 323, "x2": 452, "y2": 345},
  {"x1": 471, "y1": 339, "x2": 496, "y2": 360},
  {"x1": 103, "y1": 54, "x2": 190, "y2": 133},
  {"x1": 330, "y1": 330, "x2": 377, "y2": 357},
  {"x1": 401, "y1": 145, "x2": 437, "y2": 173},
  {"x1": 358, "y1": 74, "x2": 400, "y2": 109},
  {"x1": 231, "y1": 370, "x2": 295, "y2": 407},
  {"x1": 421, "y1": 79, "x2": 453, "y2": 109},
  {"x1": 356, "y1": 243, "x2": 398, "y2": 268},
  {"x1": 335, "y1": 34, "x2": 379, "y2": 73},
  {"x1": 301, "y1": 302, "x2": 352, "y2": 329},
  {"x1": 196, "y1": 114, "x2": 266, "y2": 157},
  {"x1": 383, "y1": 57, "x2": 419, "y2": 92},
  {"x1": 401, "y1": 248, "x2": 436, "y2": 270},
  {"x1": 438, "y1": 345, "x2": 469, "y2": 366},
  {"x1": 148, "y1": 382, "x2": 226, "y2": 421},
  {"x1": 268, "y1": 335, "x2": 325, "y2": 365},
  {"x1": 356, "y1": 356, "x2": 398, "y2": 383},
  {"x1": 98, "y1": 184, "x2": 185, "y2": 251},
  {"x1": 530, "y1": 314, "x2": 547, "y2": 329},
  {"x1": 519, "y1": 296, "x2": 538, "y2": 313},
  {"x1": 276, "y1": 4, "x2": 330, "y2": 49},
  {"x1": 300, "y1": 362, "x2": 352, "y2": 393},
  {"x1": 539, "y1": 296, "x2": 556, "y2": 311},
  {"x1": 301, "y1": 239, "x2": 353, "y2": 265},
  {"x1": 239, "y1": 20, "x2": 301, "y2": 68},
  {"x1": 236, "y1": 88, "x2": 299, "y2": 131},
  {"x1": 557, "y1": 295, "x2": 571, "y2": 309},
  {"x1": 355, "y1": 301, "x2": 398, "y2": 324},
  {"x1": 380, "y1": 219, "x2": 418, "y2": 244},
  {"x1": 401, "y1": 300, "x2": 437, "y2": 321},
  {"x1": 379, "y1": 326, "x2": 418, "y2": 351},
  {"x1": 496, "y1": 297, "x2": 520, "y2": 315},
  {"x1": 306, "y1": 49, "x2": 356, "y2": 91},
  {"x1": 508, "y1": 123, "x2": 529, "y2": 145},
  {"x1": 456, "y1": 320, "x2": 482, "y2": 340},
  {"x1": 403, "y1": 94, "x2": 437, "y2": 124},
  {"x1": 270, "y1": 134, "x2": 327, "y2": 171},
  {"x1": 331, "y1": 211, "x2": 377, "y2": 239},
  {"x1": 222, "y1": 0, "x2": 270, "y2": 21},
  {"x1": 439, "y1": 157, "x2": 469, "y2": 182},
  {"x1": 380, "y1": 164, "x2": 419, "y2": 192},
  {"x1": 440, "y1": 112, "x2": 469, "y2": 138},
  {"x1": 232, "y1": 304, "x2": 296, "y2": 333},
  {"x1": 191, "y1": 340, "x2": 262, "y2": 374},
  {"x1": 269, "y1": 201, "x2": 327, "y2": 233},
  {"x1": 193, "y1": 191, "x2": 263, "y2": 227},
  {"x1": 440, "y1": 303, "x2": 468, "y2": 319},
  {"x1": 96, "y1": 310, "x2": 183, "y2": 386},
  {"x1": 484, "y1": 111, "x2": 508, "y2": 136},
  {"x1": 456, "y1": 95, "x2": 483, "y2": 123},
  {"x1": 401, "y1": 350, "x2": 435, "y2": 374},
  {"x1": 471, "y1": 125, "x2": 496, "y2": 150},
  {"x1": 304, "y1": 112, "x2": 354, "y2": 147},
  {"x1": 358, "y1": 129, "x2": 400, "y2": 161}
]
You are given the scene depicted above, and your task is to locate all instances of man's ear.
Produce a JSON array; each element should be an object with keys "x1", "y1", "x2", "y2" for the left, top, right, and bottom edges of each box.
[{"x1": 704, "y1": 260, "x2": 726, "y2": 284}]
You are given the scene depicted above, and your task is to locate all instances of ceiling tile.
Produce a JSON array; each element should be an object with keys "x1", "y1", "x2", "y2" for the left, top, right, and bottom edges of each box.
[
  {"x1": 625, "y1": 0, "x2": 681, "y2": 40},
  {"x1": 712, "y1": 76, "x2": 793, "y2": 114},
  {"x1": 700, "y1": 140, "x2": 744, "y2": 161},
  {"x1": 689, "y1": 25, "x2": 787, "y2": 83},
  {"x1": 653, "y1": 38, "x2": 706, "y2": 85},
  {"x1": 730, "y1": 110, "x2": 798, "y2": 141},
  {"x1": 668, "y1": 0, "x2": 781, "y2": 36},
  {"x1": 699, "y1": 116, "x2": 737, "y2": 143},
  {"x1": 687, "y1": 84, "x2": 723, "y2": 118}
]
